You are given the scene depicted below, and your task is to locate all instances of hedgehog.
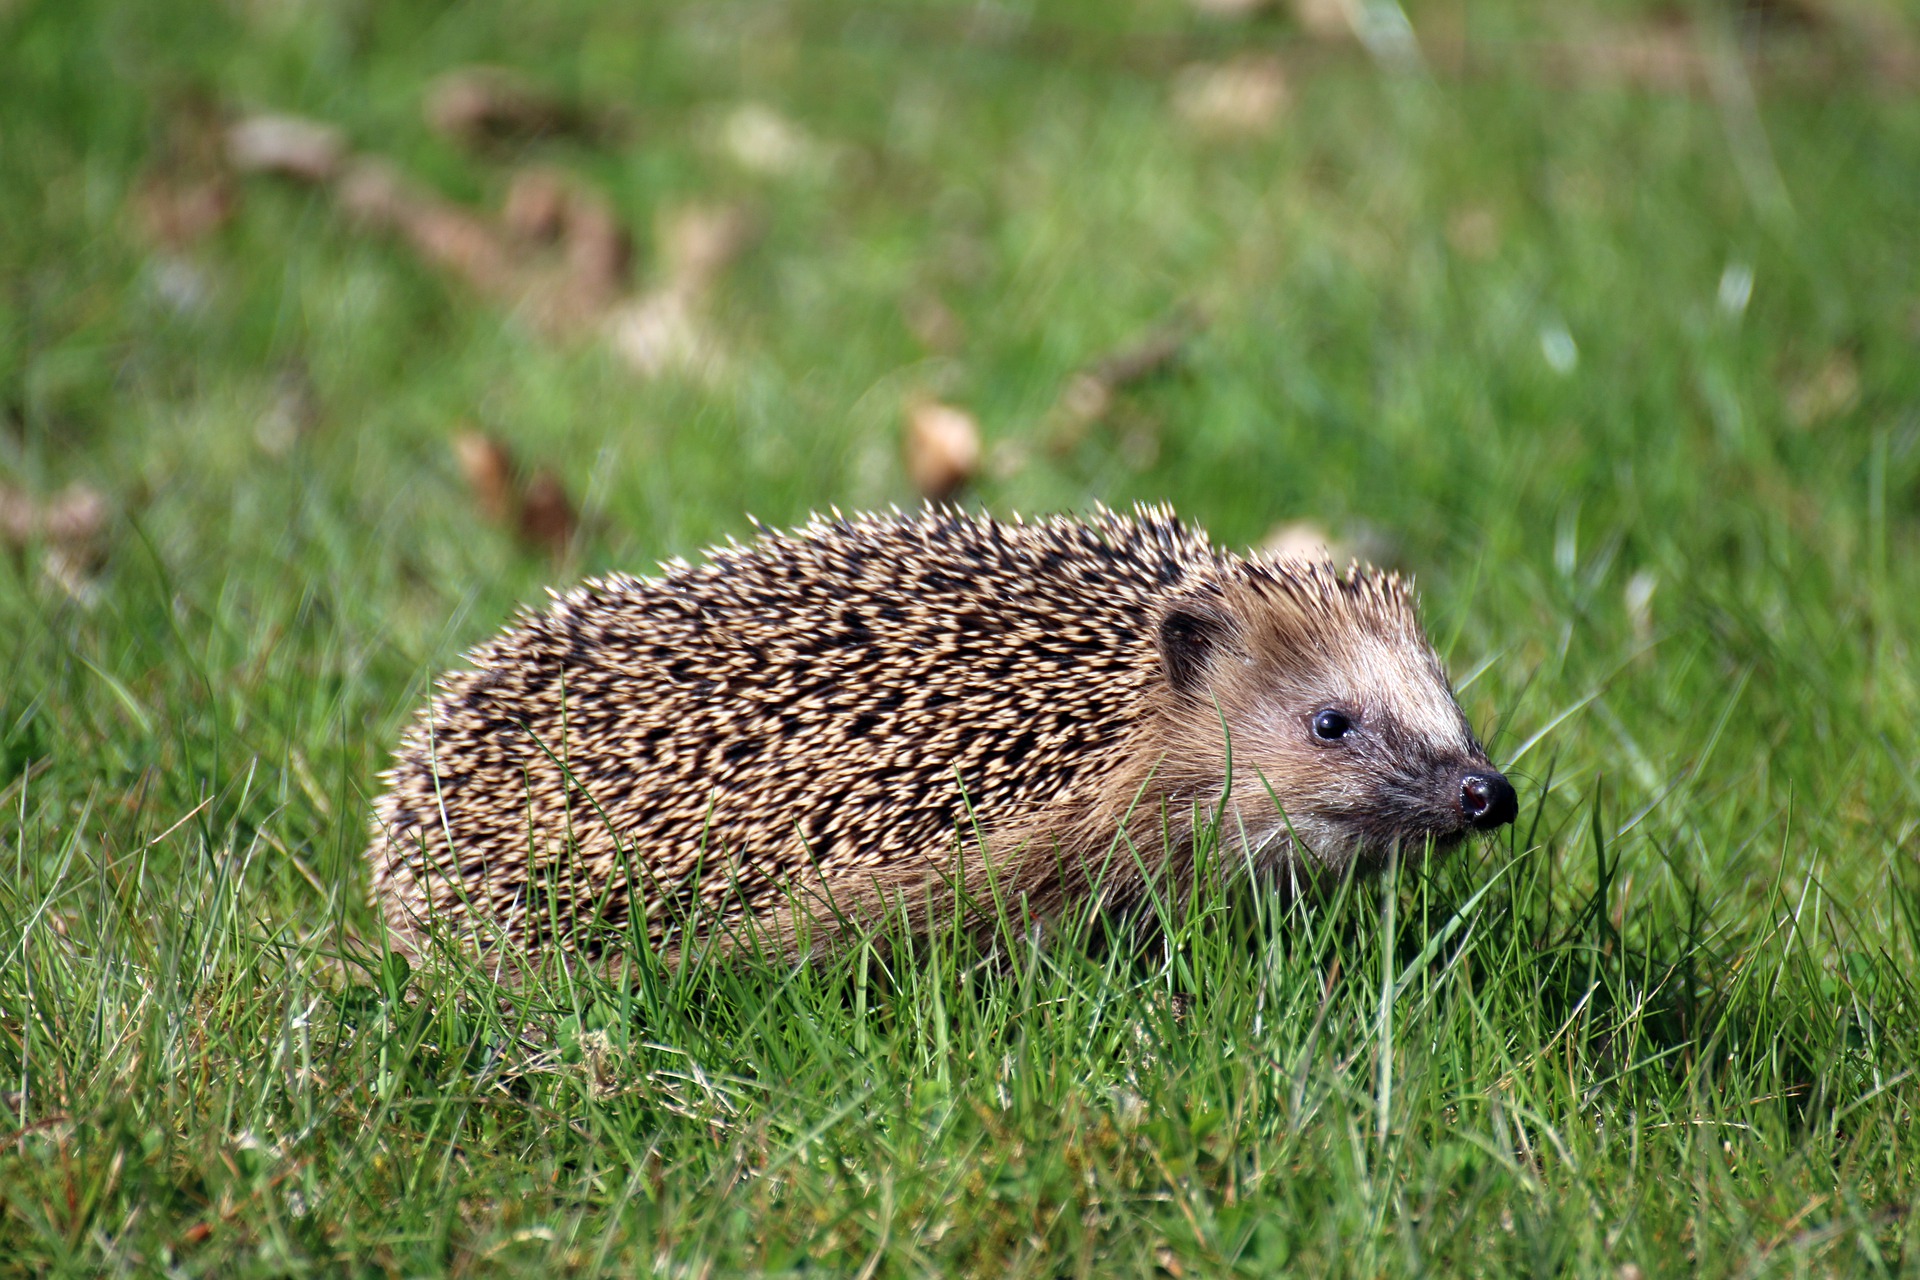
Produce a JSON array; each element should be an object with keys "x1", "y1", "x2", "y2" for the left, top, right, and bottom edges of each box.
[{"x1": 367, "y1": 505, "x2": 1516, "y2": 963}]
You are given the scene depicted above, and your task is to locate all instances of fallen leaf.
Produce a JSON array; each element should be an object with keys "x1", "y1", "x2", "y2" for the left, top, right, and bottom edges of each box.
[
  {"x1": 225, "y1": 114, "x2": 346, "y2": 183},
  {"x1": 130, "y1": 174, "x2": 236, "y2": 249},
  {"x1": 326, "y1": 140, "x2": 755, "y2": 376},
  {"x1": 904, "y1": 400, "x2": 982, "y2": 501},
  {"x1": 451, "y1": 431, "x2": 517, "y2": 524},
  {"x1": 1048, "y1": 311, "x2": 1203, "y2": 451},
  {"x1": 0, "y1": 480, "x2": 111, "y2": 606},
  {"x1": 1086, "y1": 317, "x2": 1199, "y2": 389},
  {"x1": 555, "y1": 186, "x2": 632, "y2": 310},
  {"x1": 424, "y1": 67, "x2": 577, "y2": 149},
  {"x1": 0, "y1": 480, "x2": 109, "y2": 549},
  {"x1": 338, "y1": 158, "x2": 520, "y2": 297},
  {"x1": 517, "y1": 177, "x2": 633, "y2": 332},
  {"x1": 502, "y1": 167, "x2": 572, "y2": 243},
  {"x1": 347, "y1": 156, "x2": 635, "y2": 335},
  {"x1": 129, "y1": 94, "x2": 237, "y2": 249},
  {"x1": 517, "y1": 470, "x2": 578, "y2": 560},
  {"x1": 449, "y1": 432, "x2": 579, "y2": 560}
]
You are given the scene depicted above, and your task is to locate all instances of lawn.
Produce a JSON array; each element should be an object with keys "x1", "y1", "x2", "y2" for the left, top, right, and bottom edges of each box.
[{"x1": 3, "y1": 0, "x2": 1919, "y2": 1273}]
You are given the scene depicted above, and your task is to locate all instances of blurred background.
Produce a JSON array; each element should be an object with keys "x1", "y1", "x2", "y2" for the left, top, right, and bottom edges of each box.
[
  {"x1": 2, "y1": 0, "x2": 1917, "y2": 909},
  {"x1": 7, "y1": 2, "x2": 1920, "y2": 1270}
]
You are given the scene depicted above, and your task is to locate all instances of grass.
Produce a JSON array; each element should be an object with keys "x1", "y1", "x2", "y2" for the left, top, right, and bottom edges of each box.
[{"x1": 3, "y1": 0, "x2": 1919, "y2": 1272}]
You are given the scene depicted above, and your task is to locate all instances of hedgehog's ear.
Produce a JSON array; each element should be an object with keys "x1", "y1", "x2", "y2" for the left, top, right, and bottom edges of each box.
[{"x1": 1156, "y1": 595, "x2": 1240, "y2": 696}]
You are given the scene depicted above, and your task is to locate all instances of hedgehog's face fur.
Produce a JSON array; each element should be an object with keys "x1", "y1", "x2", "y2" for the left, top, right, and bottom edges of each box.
[{"x1": 1144, "y1": 562, "x2": 1515, "y2": 873}]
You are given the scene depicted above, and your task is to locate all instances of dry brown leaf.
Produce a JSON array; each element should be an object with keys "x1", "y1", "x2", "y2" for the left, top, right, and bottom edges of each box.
[
  {"x1": 1172, "y1": 55, "x2": 1291, "y2": 137},
  {"x1": 555, "y1": 186, "x2": 632, "y2": 310},
  {"x1": 225, "y1": 114, "x2": 346, "y2": 183},
  {"x1": 0, "y1": 481, "x2": 108, "y2": 549},
  {"x1": 130, "y1": 174, "x2": 237, "y2": 249},
  {"x1": 1048, "y1": 311, "x2": 1203, "y2": 451},
  {"x1": 331, "y1": 148, "x2": 752, "y2": 376},
  {"x1": 399, "y1": 205, "x2": 521, "y2": 297},
  {"x1": 517, "y1": 470, "x2": 578, "y2": 560},
  {"x1": 388, "y1": 197, "x2": 519, "y2": 296},
  {"x1": 904, "y1": 400, "x2": 982, "y2": 502},
  {"x1": 129, "y1": 95, "x2": 238, "y2": 250},
  {"x1": 1087, "y1": 319, "x2": 1198, "y2": 389},
  {"x1": 510, "y1": 176, "x2": 634, "y2": 332},
  {"x1": 502, "y1": 167, "x2": 572, "y2": 243},
  {"x1": 342, "y1": 155, "x2": 637, "y2": 334},
  {"x1": 338, "y1": 158, "x2": 524, "y2": 300},
  {"x1": 1, "y1": 481, "x2": 110, "y2": 605},
  {"x1": 451, "y1": 431, "x2": 517, "y2": 524},
  {"x1": 424, "y1": 67, "x2": 577, "y2": 149},
  {"x1": 449, "y1": 432, "x2": 579, "y2": 560}
]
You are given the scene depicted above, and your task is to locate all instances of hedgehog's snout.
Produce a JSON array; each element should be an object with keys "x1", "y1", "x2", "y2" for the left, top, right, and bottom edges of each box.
[{"x1": 1459, "y1": 770, "x2": 1517, "y2": 831}]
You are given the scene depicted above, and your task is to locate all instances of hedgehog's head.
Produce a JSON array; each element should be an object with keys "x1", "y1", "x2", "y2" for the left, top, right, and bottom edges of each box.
[{"x1": 1146, "y1": 561, "x2": 1514, "y2": 872}]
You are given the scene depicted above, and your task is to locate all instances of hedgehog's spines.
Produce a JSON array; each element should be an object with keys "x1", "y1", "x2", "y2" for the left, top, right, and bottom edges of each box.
[{"x1": 368, "y1": 503, "x2": 1481, "y2": 963}]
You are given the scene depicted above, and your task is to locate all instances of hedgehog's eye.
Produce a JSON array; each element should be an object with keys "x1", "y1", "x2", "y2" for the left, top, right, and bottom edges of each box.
[{"x1": 1311, "y1": 709, "x2": 1352, "y2": 742}]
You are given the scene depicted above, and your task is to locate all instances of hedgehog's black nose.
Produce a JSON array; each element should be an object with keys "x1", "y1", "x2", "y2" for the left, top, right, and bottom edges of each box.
[{"x1": 1460, "y1": 772, "x2": 1518, "y2": 831}]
